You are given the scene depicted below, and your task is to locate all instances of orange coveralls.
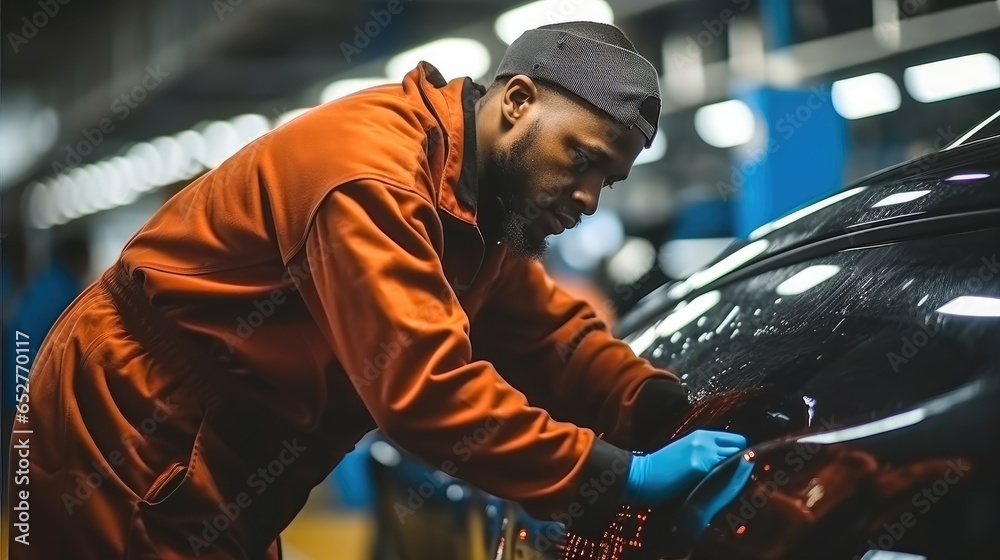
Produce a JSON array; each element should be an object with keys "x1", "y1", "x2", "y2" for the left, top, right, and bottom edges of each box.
[{"x1": 7, "y1": 62, "x2": 687, "y2": 559}]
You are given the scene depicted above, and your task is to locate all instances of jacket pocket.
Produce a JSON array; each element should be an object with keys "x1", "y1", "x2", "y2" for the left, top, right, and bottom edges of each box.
[
  {"x1": 143, "y1": 462, "x2": 188, "y2": 506},
  {"x1": 125, "y1": 414, "x2": 209, "y2": 559}
]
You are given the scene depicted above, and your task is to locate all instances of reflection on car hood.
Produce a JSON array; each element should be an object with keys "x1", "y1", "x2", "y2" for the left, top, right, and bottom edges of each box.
[{"x1": 622, "y1": 135, "x2": 1000, "y2": 331}]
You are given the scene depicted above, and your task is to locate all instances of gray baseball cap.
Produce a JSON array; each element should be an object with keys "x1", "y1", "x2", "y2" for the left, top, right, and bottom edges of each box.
[{"x1": 494, "y1": 26, "x2": 662, "y2": 148}]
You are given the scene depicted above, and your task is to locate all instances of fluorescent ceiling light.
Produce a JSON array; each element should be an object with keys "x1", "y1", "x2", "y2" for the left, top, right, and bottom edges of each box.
[
  {"x1": 229, "y1": 113, "x2": 271, "y2": 144},
  {"x1": 871, "y1": 190, "x2": 930, "y2": 207},
  {"x1": 633, "y1": 132, "x2": 667, "y2": 166},
  {"x1": 68, "y1": 166, "x2": 97, "y2": 216},
  {"x1": 495, "y1": 0, "x2": 614, "y2": 45},
  {"x1": 0, "y1": 105, "x2": 60, "y2": 188},
  {"x1": 174, "y1": 129, "x2": 207, "y2": 178},
  {"x1": 26, "y1": 181, "x2": 51, "y2": 229},
  {"x1": 201, "y1": 121, "x2": 241, "y2": 169},
  {"x1": 446, "y1": 484, "x2": 465, "y2": 502},
  {"x1": 51, "y1": 174, "x2": 78, "y2": 221},
  {"x1": 274, "y1": 108, "x2": 311, "y2": 127},
  {"x1": 663, "y1": 35, "x2": 706, "y2": 105},
  {"x1": 87, "y1": 163, "x2": 113, "y2": 211},
  {"x1": 832, "y1": 72, "x2": 901, "y2": 119},
  {"x1": 386, "y1": 38, "x2": 491, "y2": 82},
  {"x1": 694, "y1": 100, "x2": 755, "y2": 148},
  {"x1": 775, "y1": 265, "x2": 841, "y2": 296},
  {"x1": 557, "y1": 210, "x2": 624, "y2": 271},
  {"x1": 607, "y1": 237, "x2": 656, "y2": 285},
  {"x1": 320, "y1": 78, "x2": 393, "y2": 103},
  {"x1": 369, "y1": 440, "x2": 401, "y2": 466},
  {"x1": 151, "y1": 136, "x2": 185, "y2": 185},
  {"x1": 904, "y1": 53, "x2": 1000, "y2": 103},
  {"x1": 125, "y1": 142, "x2": 163, "y2": 192},
  {"x1": 936, "y1": 296, "x2": 1000, "y2": 317},
  {"x1": 108, "y1": 156, "x2": 138, "y2": 205}
]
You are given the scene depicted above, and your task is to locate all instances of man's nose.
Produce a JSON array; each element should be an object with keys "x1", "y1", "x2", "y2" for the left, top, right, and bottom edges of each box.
[{"x1": 570, "y1": 180, "x2": 602, "y2": 216}]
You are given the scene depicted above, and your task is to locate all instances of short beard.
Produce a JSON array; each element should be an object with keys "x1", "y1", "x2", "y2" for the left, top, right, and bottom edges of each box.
[
  {"x1": 489, "y1": 122, "x2": 549, "y2": 261},
  {"x1": 501, "y1": 212, "x2": 549, "y2": 261}
]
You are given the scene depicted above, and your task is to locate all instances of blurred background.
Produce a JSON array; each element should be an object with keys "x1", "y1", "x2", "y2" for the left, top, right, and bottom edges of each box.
[{"x1": 1, "y1": 1, "x2": 998, "y2": 558}]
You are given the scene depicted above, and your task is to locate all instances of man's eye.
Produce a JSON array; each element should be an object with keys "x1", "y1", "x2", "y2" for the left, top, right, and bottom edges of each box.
[{"x1": 574, "y1": 149, "x2": 590, "y2": 171}]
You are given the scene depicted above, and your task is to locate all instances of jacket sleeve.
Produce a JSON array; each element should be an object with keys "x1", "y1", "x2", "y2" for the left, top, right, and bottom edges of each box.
[
  {"x1": 472, "y1": 256, "x2": 691, "y2": 453},
  {"x1": 289, "y1": 179, "x2": 630, "y2": 538}
]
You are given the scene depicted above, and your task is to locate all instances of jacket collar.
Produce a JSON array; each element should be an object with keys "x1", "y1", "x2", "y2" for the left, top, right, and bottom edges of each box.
[{"x1": 406, "y1": 62, "x2": 485, "y2": 226}]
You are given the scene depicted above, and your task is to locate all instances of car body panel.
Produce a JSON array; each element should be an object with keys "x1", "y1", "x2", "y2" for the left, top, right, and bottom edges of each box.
[
  {"x1": 556, "y1": 128, "x2": 1000, "y2": 559},
  {"x1": 668, "y1": 379, "x2": 1000, "y2": 560},
  {"x1": 626, "y1": 226, "x2": 1000, "y2": 429},
  {"x1": 620, "y1": 138, "x2": 1000, "y2": 335}
]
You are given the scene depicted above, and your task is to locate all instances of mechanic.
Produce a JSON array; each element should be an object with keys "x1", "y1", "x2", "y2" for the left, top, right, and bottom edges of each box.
[{"x1": 8, "y1": 21, "x2": 746, "y2": 559}]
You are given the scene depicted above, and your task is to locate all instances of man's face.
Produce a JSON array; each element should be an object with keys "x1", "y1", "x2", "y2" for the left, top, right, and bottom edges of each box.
[{"x1": 483, "y1": 81, "x2": 647, "y2": 261}]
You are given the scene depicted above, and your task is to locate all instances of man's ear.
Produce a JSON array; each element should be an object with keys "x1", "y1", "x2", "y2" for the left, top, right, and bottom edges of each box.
[{"x1": 500, "y1": 75, "x2": 539, "y2": 125}]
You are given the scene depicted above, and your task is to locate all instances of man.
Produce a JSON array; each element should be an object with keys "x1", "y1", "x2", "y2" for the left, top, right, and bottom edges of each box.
[{"x1": 7, "y1": 22, "x2": 745, "y2": 559}]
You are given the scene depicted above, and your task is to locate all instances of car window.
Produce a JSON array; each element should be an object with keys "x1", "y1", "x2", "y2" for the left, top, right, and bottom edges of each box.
[{"x1": 624, "y1": 227, "x2": 1000, "y2": 444}]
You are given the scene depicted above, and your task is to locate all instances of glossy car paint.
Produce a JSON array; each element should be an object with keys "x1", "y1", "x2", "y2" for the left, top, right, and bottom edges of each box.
[{"x1": 557, "y1": 130, "x2": 1000, "y2": 559}]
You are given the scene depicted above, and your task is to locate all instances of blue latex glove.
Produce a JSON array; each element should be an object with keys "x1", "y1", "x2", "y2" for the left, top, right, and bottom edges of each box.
[
  {"x1": 681, "y1": 453, "x2": 755, "y2": 537},
  {"x1": 624, "y1": 429, "x2": 748, "y2": 505}
]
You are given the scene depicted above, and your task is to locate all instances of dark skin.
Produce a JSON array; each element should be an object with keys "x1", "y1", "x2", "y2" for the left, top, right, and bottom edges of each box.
[{"x1": 474, "y1": 74, "x2": 648, "y2": 260}]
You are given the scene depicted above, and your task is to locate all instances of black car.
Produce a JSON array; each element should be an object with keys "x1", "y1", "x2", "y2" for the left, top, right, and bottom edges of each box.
[
  {"x1": 553, "y1": 110, "x2": 1000, "y2": 560},
  {"x1": 371, "y1": 111, "x2": 1000, "y2": 560}
]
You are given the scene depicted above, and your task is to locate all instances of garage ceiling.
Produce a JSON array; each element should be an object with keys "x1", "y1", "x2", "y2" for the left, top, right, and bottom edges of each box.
[{"x1": 2, "y1": 0, "x2": 996, "y2": 226}]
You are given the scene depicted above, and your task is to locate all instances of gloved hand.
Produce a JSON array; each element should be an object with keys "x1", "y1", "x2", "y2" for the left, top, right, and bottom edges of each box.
[{"x1": 624, "y1": 429, "x2": 748, "y2": 505}]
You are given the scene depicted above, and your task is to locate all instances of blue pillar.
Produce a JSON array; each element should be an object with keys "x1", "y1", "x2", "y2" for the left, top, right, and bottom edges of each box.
[
  {"x1": 732, "y1": 86, "x2": 848, "y2": 237},
  {"x1": 760, "y1": 0, "x2": 794, "y2": 49}
]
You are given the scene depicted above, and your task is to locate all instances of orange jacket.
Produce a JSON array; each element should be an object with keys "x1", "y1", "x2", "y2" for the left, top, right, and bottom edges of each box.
[{"x1": 8, "y1": 62, "x2": 686, "y2": 559}]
